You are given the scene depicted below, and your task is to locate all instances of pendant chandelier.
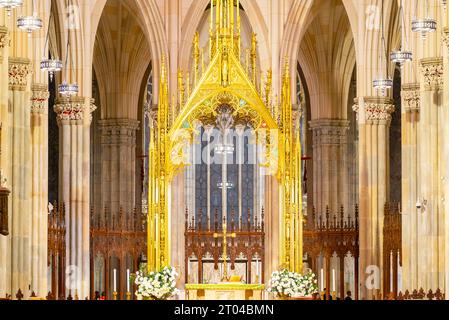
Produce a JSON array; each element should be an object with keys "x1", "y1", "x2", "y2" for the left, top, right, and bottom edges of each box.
[
  {"x1": 390, "y1": 0, "x2": 412, "y2": 67},
  {"x1": 412, "y1": 0, "x2": 437, "y2": 40},
  {"x1": 17, "y1": 0, "x2": 42, "y2": 35},
  {"x1": 442, "y1": 0, "x2": 447, "y2": 11},
  {"x1": 58, "y1": 0, "x2": 78, "y2": 97},
  {"x1": 215, "y1": 143, "x2": 235, "y2": 155},
  {"x1": 0, "y1": 0, "x2": 23, "y2": 17},
  {"x1": 373, "y1": 0, "x2": 392, "y2": 93},
  {"x1": 217, "y1": 182, "x2": 234, "y2": 189},
  {"x1": 40, "y1": 10, "x2": 62, "y2": 81}
]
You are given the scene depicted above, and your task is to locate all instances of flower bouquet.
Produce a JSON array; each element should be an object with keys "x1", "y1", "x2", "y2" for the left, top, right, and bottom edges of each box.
[
  {"x1": 267, "y1": 269, "x2": 319, "y2": 300},
  {"x1": 134, "y1": 265, "x2": 179, "y2": 300}
]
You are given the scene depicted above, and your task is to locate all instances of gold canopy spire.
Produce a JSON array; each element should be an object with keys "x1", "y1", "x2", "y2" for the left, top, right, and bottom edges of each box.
[{"x1": 209, "y1": 0, "x2": 241, "y2": 57}]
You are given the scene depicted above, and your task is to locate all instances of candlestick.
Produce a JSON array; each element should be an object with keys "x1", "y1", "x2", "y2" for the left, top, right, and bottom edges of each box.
[
  {"x1": 332, "y1": 269, "x2": 336, "y2": 292},
  {"x1": 320, "y1": 268, "x2": 324, "y2": 291},
  {"x1": 126, "y1": 292, "x2": 131, "y2": 301},
  {"x1": 112, "y1": 291, "x2": 118, "y2": 301},
  {"x1": 113, "y1": 269, "x2": 117, "y2": 292},
  {"x1": 126, "y1": 269, "x2": 130, "y2": 293}
]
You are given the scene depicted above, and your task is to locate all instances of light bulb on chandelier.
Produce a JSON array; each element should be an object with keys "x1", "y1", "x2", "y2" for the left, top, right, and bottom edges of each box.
[{"x1": 0, "y1": 0, "x2": 23, "y2": 17}]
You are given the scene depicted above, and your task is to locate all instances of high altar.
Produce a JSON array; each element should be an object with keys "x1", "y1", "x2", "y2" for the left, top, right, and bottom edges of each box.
[{"x1": 147, "y1": 0, "x2": 304, "y2": 300}]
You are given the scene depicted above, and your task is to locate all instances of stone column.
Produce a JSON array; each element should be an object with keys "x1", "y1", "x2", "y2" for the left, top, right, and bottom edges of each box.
[
  {"x1": 353, "y1": 97, "x2": 394, "y2": 299},
  {"x1": 0, "y1": 25, "x2": 9, "y2": 298},
  {"x1": 418, "y1": 58, "x2": 444, "y2": 291},
  {"x1": 30, "y1": 84, "x2": 50, "y2": 297},
  {"x1": 400, "y1": 83, "x2": 420, "y2": 292},
  {"x1": 54, "y1": 96, "x2": 96, "y2": 299},
  {"x1": 98, "y1": 119, "x2": 139, "y2": 216},
  {"x1": 309, "y1": 119, "x2": 349, "y2": 216},
  {"x1": 443, "y1": 28, "x2": 449, "y2": 298},
  {"x1": 9, "y1": 58, "x2": 32, "y2": 298}
]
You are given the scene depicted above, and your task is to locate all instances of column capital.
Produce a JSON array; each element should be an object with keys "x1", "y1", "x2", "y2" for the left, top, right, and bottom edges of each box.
[
  {"x1": 8, "y1": 57, "x2": 31, "y2": 91},
  {"x1": 401, "y1": 83, "x2": 420, "y2": 113},
  {"x1": 420, "y1": 57, "x2": 443, "y2": 91},
  {"x1": 353, "y1": 96, "x2": 395, "y2": 125},
  {"x1": 0, "y1": 26, "x2": 8, "y2": 61},
  {"x1": 54, "y1": 96, "x2": 97, "y2": 125},
  {"x1": 98, "y1": 118, "x2": 140, "y2": 146},
  {"x1": 309, "y1": 119, "x2": 349, "y2": 146},
  {"x1": 442, "y1": 27, "x2": 449, "y2": 51},
  {"x1": 31, "y1": 83, "x2": 50, "y2": 114}
]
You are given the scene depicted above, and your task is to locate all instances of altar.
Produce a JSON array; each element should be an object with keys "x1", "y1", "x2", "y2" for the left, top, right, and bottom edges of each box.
[{"x1": 185, "y1": 283, "x2": 265, "y2": 300}]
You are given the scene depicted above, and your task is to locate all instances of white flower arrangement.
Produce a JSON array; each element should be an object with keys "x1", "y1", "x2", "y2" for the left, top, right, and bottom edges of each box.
[
  {"x1": 134, "y1": 266, "x2": 179, "y2": 300},
  {"x1": 267, "y1": 269, "x2": 319, "y2": 298}
]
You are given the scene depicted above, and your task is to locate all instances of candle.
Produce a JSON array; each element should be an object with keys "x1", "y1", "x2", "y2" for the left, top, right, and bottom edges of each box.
[
  {"x1": 320, "y1": 268, "x2": 324, "y2": 291},
  {"x1": 113, "y1": 269, "x2": 117, "y2": 292},
  {"x1": 256, "y1": 258, "x2": 259, "y2": 278},
  {"x1": 127, "y1": 269, "x2": 130, "y2": 293},
  {"x1": 332, "y1": 269, "x2": 336, "y2": 292}
]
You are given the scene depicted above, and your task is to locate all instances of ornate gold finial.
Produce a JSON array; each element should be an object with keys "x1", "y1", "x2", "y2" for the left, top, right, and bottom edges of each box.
[
  {"x1": 178, "y1": 70, "x2": 185, "y2": 107},
  {"x1": 193, "y1": 32, "x2": 200, "y2": 85},
  {"x1": 161, "y1": 55, "x2": 167, "y2": 83}
]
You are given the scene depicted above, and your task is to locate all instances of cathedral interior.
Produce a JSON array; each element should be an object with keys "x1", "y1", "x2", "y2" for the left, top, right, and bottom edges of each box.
[{"x1": 0, "y1": 0, "x2": 449, "y2": 301}]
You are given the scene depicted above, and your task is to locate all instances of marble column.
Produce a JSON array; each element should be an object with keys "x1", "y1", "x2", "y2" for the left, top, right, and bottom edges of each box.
[
  {"x1": 30, "y1": 84, "x2": 50, "y2": 297},
  {"x1": 309, "y1": 119, "x2": 349, "y2": 216},
  {"x1": 98, "y1": 119, "x2": 139, "y2": 217},
  {"x1": 54, "y1": 96, "x2": 96, "y2": 299},
  {"x1": 9, "y1": 58, "x2": 32, "y2": 298},
  {"x1": 353, "y1": 97, "x2": 394, "y2": 299}
]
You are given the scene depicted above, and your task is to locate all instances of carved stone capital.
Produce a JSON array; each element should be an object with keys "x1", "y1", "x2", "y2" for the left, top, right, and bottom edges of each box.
[
  {"x1": 443, "y1": 27, "x2": 449, "y2": 51},
  {"x1": 420, "y1": 57, "x2": 443, "y2": 90},
  {"x1": 31, "y1": 83, "x2": 50, "y2": 114},
  {"x1": 0, "y1": 26, "x2": 8, "y2": 61},
  {"x1": 353, "y1": 97, "x2": 395, "y2": 124},
  {"x1": 402, "y1": 83, "x2": 420, "y2": 113},
  {"x1": 54, "y1": 96, "x2": 97, "y2": 124},
  {"x1": 98, "y1": 119, "x2": 140, "y2": 146},
  {"x1": 8, "y1": 57, "x2": 31, "y2": 91},
  {"x1": 309, "y1": 119, "x2": 349, "y2": 146}
]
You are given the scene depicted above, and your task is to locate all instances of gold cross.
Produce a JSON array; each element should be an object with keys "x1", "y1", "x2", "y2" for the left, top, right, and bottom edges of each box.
[{"x1": 213, "y1": 220, "x2": 236, "y2": 282}]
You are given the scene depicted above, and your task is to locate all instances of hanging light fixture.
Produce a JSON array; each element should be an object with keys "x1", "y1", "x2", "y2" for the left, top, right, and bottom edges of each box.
[
  {"x1": 412, "y1": 0, "x2": 437, "y2": 40},
  {"x1": 442, "y1": 0, "x2": 447, "y2": 11},
  {"x1": 373, "y1": 0, "x2": 393, "y2": 94},
  {"x1": 40, "y1": 10, "x2": 62, "y2": 81},
  {"x1": 215, "y1": 143, "x2": 235, "y2": 155},
  {"x1": 390, "y1": 0, "x2": 413, "y2": 67},
  {"x1": 59, "y1": 0, "x2": 78, "y2": 97},
  {"x1": 58, "y1": 81, "x2": 79, "y2": 96},
  {"x1": 0, "y1": 0, "x2": 23, "y2": 17},
  {"x1": 17, "y1": 0, "x2": 42, "y2": 35},
  {"x1": 217, "y1": 182, "x2": 234, "y2": 189}
]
